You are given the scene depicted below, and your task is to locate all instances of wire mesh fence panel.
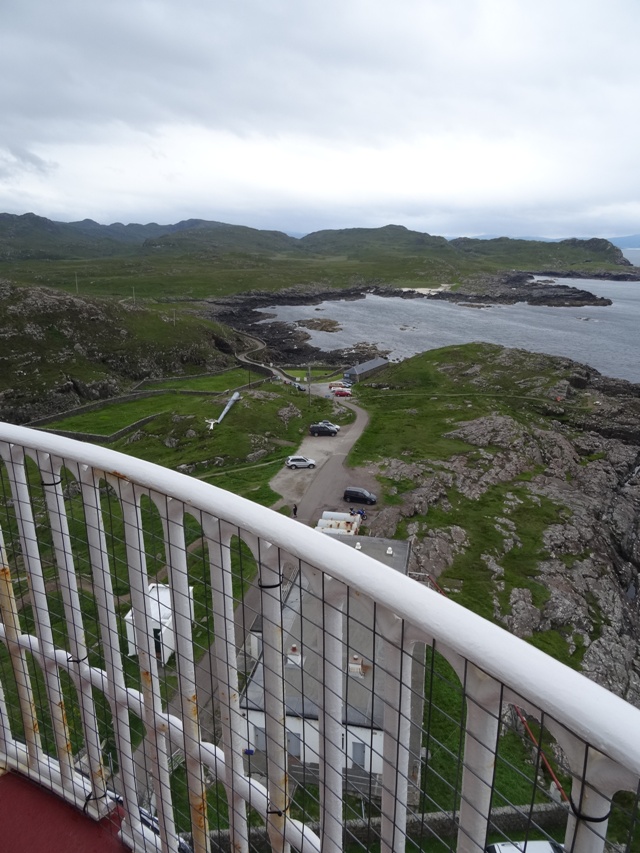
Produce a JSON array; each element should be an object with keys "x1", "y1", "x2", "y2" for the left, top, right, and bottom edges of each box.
[{"x1": 1, "y1": 424, "x2": 639, "y2": 853}]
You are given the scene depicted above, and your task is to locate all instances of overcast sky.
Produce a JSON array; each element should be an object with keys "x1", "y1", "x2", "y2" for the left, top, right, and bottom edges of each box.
[{"x1": 2, "y1": 0, "x2": 639, "y2": 238}]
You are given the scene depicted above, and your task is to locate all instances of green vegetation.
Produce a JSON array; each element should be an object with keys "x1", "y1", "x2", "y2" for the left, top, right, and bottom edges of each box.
[
  {"x1": 347, "y1": 344, "x2": 596, "y2": 667},
  {"x1": 1, "y1": 218, "x2": 627, "y2": 303},
  {"x1": 1, "y1": 214, "x2": 630, "y2": 424},
  {"x1": 144, "y1": 368, "x2": 252, "y2": 391},
  {"x1": 0, "y1": 210, "x2": 634, "y2": 850}
]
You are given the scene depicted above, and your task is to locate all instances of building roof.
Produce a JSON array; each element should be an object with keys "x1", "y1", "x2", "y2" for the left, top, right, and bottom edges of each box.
[
  {"x1": 345, "y1": 357, "x2": 389, "y2": 376},
  {"x1": 241, "y1": 537, "x2": 411, "y2": 727}
]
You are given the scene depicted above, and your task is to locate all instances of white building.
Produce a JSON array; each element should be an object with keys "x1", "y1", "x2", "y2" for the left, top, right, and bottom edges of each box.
[
  {"x1": 125, "y1": 583, "x2": 194, "y2": 666},
  {"x1": 241, "y1": 538, "x2": 423, "y2": 782}
]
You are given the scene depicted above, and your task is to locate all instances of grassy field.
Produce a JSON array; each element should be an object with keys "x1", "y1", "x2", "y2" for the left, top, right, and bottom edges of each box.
[
  {"x1": 144, "y1": 368, "x2": 252, "y2": 391},
  {"x1": 1, "y1": 230, "x2": 629, "y2": 304}
]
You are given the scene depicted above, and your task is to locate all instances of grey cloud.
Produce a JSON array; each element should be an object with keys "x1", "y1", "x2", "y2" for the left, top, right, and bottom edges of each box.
[{"x1": 1, "y1": 0, "x2": 640, "y2": 236}]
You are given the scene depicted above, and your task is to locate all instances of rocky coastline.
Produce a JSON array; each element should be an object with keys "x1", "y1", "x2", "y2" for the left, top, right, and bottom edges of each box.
[
  {"x1": 204, "y1": 271, "x2": 639, "y2": 366},
  {"x1": 361, "y1": 346, "x2": 640, "y2": 704}
]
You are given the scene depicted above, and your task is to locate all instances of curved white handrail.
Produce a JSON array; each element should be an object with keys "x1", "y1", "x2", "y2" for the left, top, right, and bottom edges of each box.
[{"x1": 1, "y1": 422, "x2": 639, "y2": 853}]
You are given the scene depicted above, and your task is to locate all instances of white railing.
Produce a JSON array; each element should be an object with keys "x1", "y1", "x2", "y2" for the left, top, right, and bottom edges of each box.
[{"x1": 0, "y1": 423, "x2": 639, "y2": 853}]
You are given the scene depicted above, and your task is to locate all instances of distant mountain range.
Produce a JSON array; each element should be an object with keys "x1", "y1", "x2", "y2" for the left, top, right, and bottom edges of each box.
[
  {"x1": 0, "y1": 211, "x2": 636, "y2": 263},
  {"x1": 452, "y1": 233, "x2": 640, "y2": 249}
]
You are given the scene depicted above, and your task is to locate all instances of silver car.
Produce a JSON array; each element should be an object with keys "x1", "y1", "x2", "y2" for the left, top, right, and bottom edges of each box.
[{"x1": 285, "y1": 455, "x2": 316, "y2": 469}]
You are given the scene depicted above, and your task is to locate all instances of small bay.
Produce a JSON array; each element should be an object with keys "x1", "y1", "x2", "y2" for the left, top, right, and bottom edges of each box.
[{"x1": 258, "y1": 277, "x2": 640, "y2": 383}]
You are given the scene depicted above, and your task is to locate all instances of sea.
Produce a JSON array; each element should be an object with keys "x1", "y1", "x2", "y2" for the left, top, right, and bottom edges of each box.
[{"x1": 258, "y1": 251, "x2": 640, "y2": 384}]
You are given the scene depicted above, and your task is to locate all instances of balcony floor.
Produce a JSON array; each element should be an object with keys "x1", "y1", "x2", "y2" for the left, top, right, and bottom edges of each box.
[{"x1": 0, "y1": 770, "x2": 128, "y2": 853}]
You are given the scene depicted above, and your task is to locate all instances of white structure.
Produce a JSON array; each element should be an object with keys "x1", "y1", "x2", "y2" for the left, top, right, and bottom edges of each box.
[
  {"x1": 0, "y1": 423, "x2": 639, "y2": 853},
  {"x1": 314, "y1": 510, "x2": 361, "y2": 536},
  {"x1": 242, "y1": 539, "x2": 419, "y2": 780},
  {"x1": 125, "y1": 583, "x2": 194, "y2": 666}
]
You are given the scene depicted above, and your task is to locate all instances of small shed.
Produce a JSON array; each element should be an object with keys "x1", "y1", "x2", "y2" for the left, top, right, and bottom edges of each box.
[
  {"x1": 344, "y1": 356, "x2": 388, "y2": 383},
  {"x1": 125, "y1": 583, "x2": 195, "y2": 666}
]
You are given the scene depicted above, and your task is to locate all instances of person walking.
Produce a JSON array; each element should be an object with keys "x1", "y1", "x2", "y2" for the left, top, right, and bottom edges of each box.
[{"x1": 292, "y1": 504, "x2": 298, "y2": 518}]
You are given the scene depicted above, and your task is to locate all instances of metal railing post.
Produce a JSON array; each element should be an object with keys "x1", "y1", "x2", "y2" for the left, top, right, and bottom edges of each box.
[{"x1": 456, "y1": 666, "x2": 501, "y2": 853}]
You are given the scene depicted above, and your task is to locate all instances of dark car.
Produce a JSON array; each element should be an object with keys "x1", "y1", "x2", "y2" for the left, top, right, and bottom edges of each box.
[
  {"x1": 344, "y1": 486, "x2": 377, "y2": 505},
  {"x1": 309, "y1": 423, "x2": 338, "y2": 436}
]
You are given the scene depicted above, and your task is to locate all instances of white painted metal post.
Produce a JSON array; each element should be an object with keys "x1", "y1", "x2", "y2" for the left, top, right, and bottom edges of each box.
[
  {"x1": 258, "y1": 547, "x2": 290, "y2": 853},
  {"x1": 37, "y1": 451, "x2": 109, "y2": 809},
  {"x1": 379, "y1": 625, "x2": 414, "y2": 853},
  {"x1": 318, "y1": 585, "x2": 345, "y2": 853},
  {"x1": 556, "y1": 737, "x2": 640, "y2": 853},
  {"x1": 0, "y1": 533, "x2": 42, "y2": 766},
  {"x1": 204, "y1": 518, "x2": 249, "y2": 853},
  {"x1": 163, "y1": 497, "x2": 210, "y2": 853},
  {"x1": 121, "y1": 482, "x2": 178, "y2": 853},
  {"x1": 3, "y1": 445, "x2": 76, "y2": 789},
  {"x1": 77, "y1": 466, "x2": 143, "y2": 843},
  {"x1": 456, "y1": 665, "x2": 502, "y2": 853}
]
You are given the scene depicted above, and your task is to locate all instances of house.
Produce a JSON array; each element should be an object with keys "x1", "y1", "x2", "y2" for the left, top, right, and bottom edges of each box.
[
  {"x1": 240, "y1": 537, "x2": 424, "y2": 789},
  {"x1": 344, "y1": 356, "x2": 388, "y2": 383},
  {"x1": 125, "y1": 583, "x2": 194, "y2": 666}
]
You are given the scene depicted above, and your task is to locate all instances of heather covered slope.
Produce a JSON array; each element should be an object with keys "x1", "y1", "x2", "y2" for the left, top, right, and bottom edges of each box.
[{"x1": 0, "y1": 279, "x2": 244, "y2": 423}]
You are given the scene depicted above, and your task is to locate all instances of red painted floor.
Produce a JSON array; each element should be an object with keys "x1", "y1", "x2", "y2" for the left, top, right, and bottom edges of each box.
[{"x1": 0, "y1": 771, "x2": 129, "y2": 853}]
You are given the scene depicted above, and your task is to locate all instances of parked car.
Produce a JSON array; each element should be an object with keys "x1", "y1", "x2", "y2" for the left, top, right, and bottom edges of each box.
[
  {"x1": 292, "y1": 382, "x2": 306, "y2": 392},
  {"x1": 344, "y1": 486, "x2": 377, "y2": 505},
  {"x1": 285, "y1": 455, "x2": 316, "y2": 469},
  {"x1": 485, "y1": 842, "x2": 563, "y2": 853},
  {"x1": 329, "y1": 381, "x2": 352, "y2": 389},
  {"x1": 319, "y1": 419, "x2": 340, "y2": 431},
  {"x1": 309, "y1": 423, "x2": 338, "y2": 436},
  {"x1": 333, "y1": 388, "x2": 352, "y2": 397}
]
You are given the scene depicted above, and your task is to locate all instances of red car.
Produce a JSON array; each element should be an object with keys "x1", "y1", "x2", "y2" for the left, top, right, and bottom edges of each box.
[{"x1": 333, "y1": 388, "x2": 352, "y2": 397}]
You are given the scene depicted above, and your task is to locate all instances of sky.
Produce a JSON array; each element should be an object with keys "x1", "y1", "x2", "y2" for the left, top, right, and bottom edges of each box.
[{"x1": 2, "y1": 0, "x2": 640, "y2": 239}]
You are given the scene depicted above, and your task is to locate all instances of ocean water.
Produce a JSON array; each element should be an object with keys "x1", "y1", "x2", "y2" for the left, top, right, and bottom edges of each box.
[{"x1": 258, "y1": 277, "x2": 640, "y2": 383}]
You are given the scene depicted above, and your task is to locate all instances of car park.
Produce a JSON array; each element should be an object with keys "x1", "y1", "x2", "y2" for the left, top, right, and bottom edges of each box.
[
  {"x1": 333, "y1": 388, "x2": 352, "y2": 397},
  {"x1": 285, "y1": 455, "x2": 316, "y2": 469},
  {"x1": 309, "y1": 423, "x2": 338, "y2": 436},
  {"x1": 319, "y1": 419, "x2": 340, "y2": 431},
  {"x1": 344, "y1": 486, "x2": 377, "y2": 504}
]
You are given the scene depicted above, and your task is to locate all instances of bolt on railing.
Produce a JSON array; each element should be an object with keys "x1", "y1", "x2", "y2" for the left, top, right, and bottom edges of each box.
[{"x1": 0, "y1": 423, "x2": 639, "y2": 853}]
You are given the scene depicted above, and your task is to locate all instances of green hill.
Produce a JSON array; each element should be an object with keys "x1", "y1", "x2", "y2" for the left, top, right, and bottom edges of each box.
[
  {"x1": 298, "y1": 223, "x2": 452, "y2": 256},
  {"x1": 0, "y1": 279, "x2": 244, "y2": 423}
]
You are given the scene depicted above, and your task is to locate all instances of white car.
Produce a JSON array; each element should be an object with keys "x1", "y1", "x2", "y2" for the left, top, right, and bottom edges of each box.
[
  {"x1": 285, "y1": 455, "x2": 316, "y2": 469},
  {"x1": 319, "y1": 420, "x2": 340, "y2": 431}
]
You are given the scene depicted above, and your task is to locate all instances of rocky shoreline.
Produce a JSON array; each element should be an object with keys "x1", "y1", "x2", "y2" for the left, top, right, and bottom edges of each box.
[
  {"x1": 204, "y1": 271, "x2": 638, "y2": 365},
  {"x1": 360, "y1": 345, "x2": 640, "y2": 703}
]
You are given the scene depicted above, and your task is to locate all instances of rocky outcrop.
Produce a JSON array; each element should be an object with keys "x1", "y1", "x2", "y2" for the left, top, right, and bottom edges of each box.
[
  {"x1": 0, "y1": 279, "x2": 241, "y2": 423},
  {"x1": 427, "y1": 272, "x2": 614, "y2": 307},
  {"x1": 368, "y1": 365, "x2": 640, "y2": 704},
  {"x1": 203, "y1": 272, "x2": 636, "y2": 367}
]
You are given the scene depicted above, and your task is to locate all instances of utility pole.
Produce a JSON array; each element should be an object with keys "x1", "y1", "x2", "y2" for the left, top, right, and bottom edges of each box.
[
  {"x1": 75, "y1": 272, "x2": 78, "y2": 294},
  {"x1": 307, "y1": 364, "x2": 311, "y2": 408}
]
